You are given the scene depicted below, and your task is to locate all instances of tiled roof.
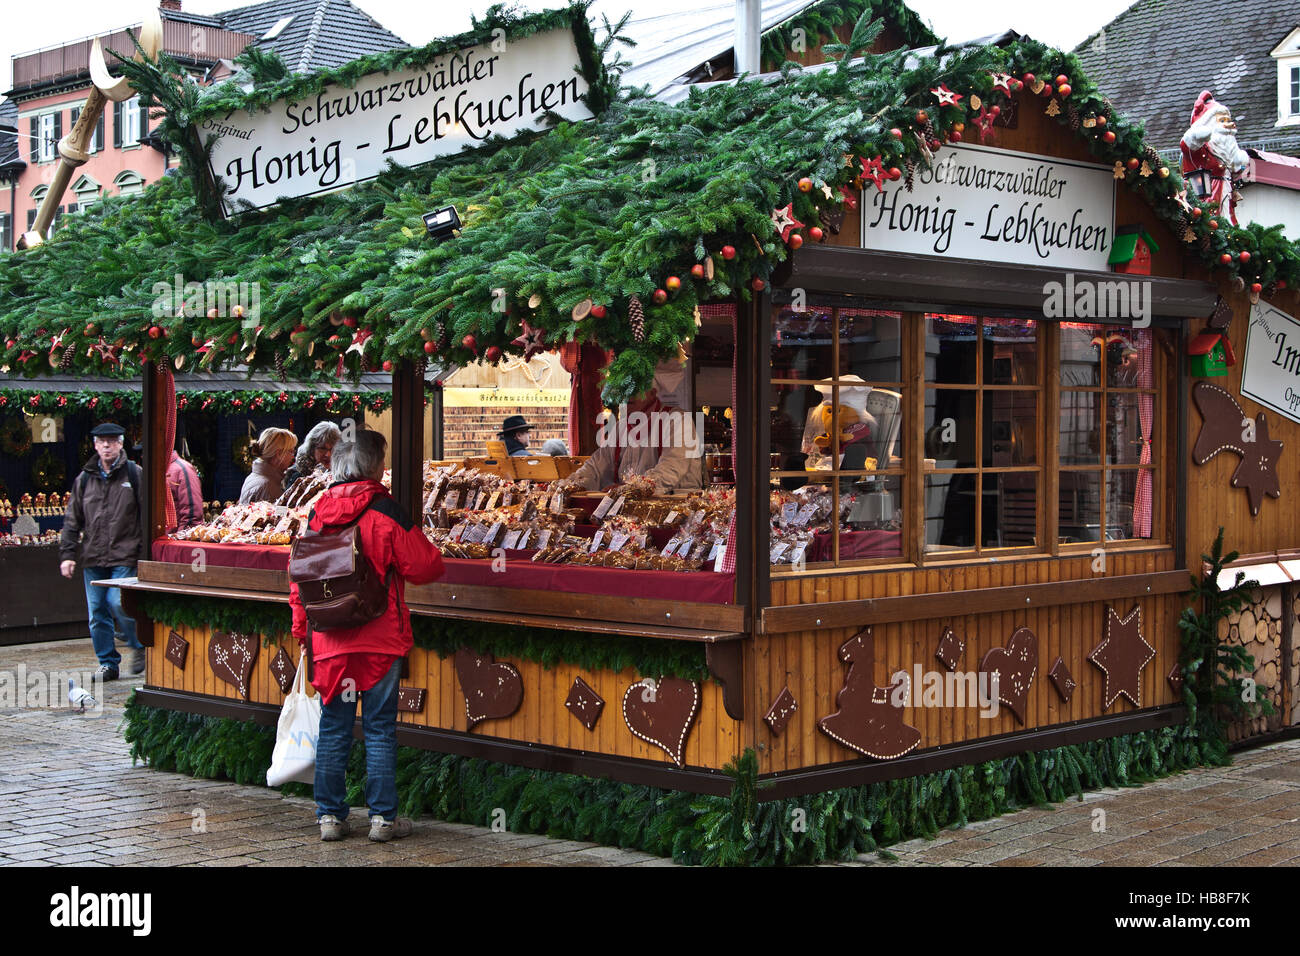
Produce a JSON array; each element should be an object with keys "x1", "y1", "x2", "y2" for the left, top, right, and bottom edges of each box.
[
  {"x1": 1075, "y1": 0, "x2": 1300, "y2": 157},
  {"x1": 216, "y1": 0, "x2": 409, "y2": 73},
  {"x1": 0, "y1": 99, "x2": 21, "y2": 172}
]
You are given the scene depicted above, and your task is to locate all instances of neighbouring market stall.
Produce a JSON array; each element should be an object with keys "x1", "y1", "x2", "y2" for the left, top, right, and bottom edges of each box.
[{"x1": 4, "y1": 0, "x2": 1300, "y2": 862}]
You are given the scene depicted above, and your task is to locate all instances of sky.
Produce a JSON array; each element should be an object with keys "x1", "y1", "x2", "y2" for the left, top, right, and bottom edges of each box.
[{"x1": 0, "y1": 0, "x2": 1138, "y2": 102}]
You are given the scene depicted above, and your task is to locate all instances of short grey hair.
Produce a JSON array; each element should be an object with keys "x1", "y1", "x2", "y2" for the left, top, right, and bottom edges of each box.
[
  {"x1": 541, "y1": 438, "x2": 568, "y2": 456},
  {"x1": 331, "y1": 430, "x2": 387, "y2": 483},
  {"x1": 294, "y1": 420, "x2": 342, "y2": 474}
]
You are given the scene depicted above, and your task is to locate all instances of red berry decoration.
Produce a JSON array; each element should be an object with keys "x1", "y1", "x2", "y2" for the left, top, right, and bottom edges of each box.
[
  {"x1": 1022, "y1": 73, "x2": 1036, "y2": 85},
  {"x1": 423, "y1": 341, "x2": 437, "y2": 354},
  {"x1": 1208, "y1": 219, "x2": 1219, "y2": 231},
  {"x1": 721, "y1": 245, "x2": 737, "y2": 260},
  {"x1": 462, "y1": 334, "x2": 477, "y2": 351},
  {"x1": 690, "y1": 264, "x2": 705, "y2": 279},
  {"x1": 797, "y1": 177, "x2": 814, "y2": 193},
  {"x1": 1278, "y1": 280, "x2": 1287, "y2": 290},
  {"x1": 751, "y1": 278, "x2": 766, "y2": 291},
  {"x1": 343, "y1": 316, "x2": 357, "y2": 328},
  {"x1": 887, "y1": 166, "x2": 901, "y2": 180},
  {"x1": 1192, "y1": 208, "x2": 1203, "y2": 219},
  {"x1": 915, "y1": 110, "x2": 929, "y2": 124},
  {"x1": 382, "y1": 360, "x2": 394, "y2": 372},
  {"x1": 591, "y1": 304, "x2": 607, "y2": 319},
  {"x1": 1239, "y1": 251, "x2": 1251, "y2": 263},
  {"x1": 789, "y1": 233, "x2": 804, "y2": 249},
  {"x1": 666, "y1": 275, "x2": 682, "y2": 292},
  {"x1": 1220, "y1": 253, "x2": 1233, "y2": 265},
  {"x1": 1251, "y1": 283, "x2": 1263, "y2": 294},
  {"x1": 227, "y1": 333, "x2": 239, "y2": 345},
  {"x1": 652, "y1": 288, "x2": 668, "y2": 304},
  {"x1": 484, "y1": 346, "x2": 502, "y2": 363},
  {"x1": 1102, "y1": 130, "x2": 1116, "y2": 143},
  {"x1": 949, "y1": 130, "x2": 962, "y2": 141},
  {"x1": 148, "y1": 326, "x2": 162, "y2": 339},
  {"x1": 890, "y1": 128, "x2": 903, "y2": 139},
  {"x1": 809, "y1": 226, "x2": 824, "y2": 242},
  {"x1": 990, "y1": 105, "x2": 1001, "y2": 117}
]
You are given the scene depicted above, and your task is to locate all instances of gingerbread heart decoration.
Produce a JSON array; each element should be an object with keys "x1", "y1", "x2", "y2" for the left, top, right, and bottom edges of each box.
[
  {"x1": 622, "y1": 677, "x2": 700, "y2": 767},
  {"x1": 453, "y1": 647, "x2": 523, "y2": 730},
  {"x1": 979, "y1": 626, "x2": 1038, "y2": 724},
  {"x1": 208, "y1": 631, "x2": 258, "y2": 699}
]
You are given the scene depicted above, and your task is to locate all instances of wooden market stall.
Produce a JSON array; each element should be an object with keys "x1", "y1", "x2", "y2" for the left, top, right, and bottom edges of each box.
[{"x1": 4, "y1": 3, "x2": 1299, "y2": 851}]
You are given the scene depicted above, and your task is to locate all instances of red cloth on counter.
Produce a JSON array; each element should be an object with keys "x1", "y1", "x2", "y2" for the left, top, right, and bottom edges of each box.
[{"x1": 152, "y1": 538, "x2": 736, "y2": 604}]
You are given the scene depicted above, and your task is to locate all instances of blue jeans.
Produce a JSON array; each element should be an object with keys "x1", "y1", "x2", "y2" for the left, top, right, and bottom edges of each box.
[
  {"x1": 85, "y1": 566, "x2": 142, "y2": 669},
  {"x1": 315, "y1": 658, "x2": 402, "y2": 821}
]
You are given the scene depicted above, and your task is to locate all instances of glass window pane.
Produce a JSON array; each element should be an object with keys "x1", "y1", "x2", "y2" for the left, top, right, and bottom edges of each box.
[
  {"x1": 771, "y1": 382, "x2": 825, "y2": 470},
  {"x1": 839, "y1": 474, "x2": 903, "y2": 559},
  {"x1": 840, "y1": 309, "x2": 902, "y2": 381},
  {"x1": 925, "y1": 388, "x2": 976, "y2": 468},
  {"x1": 983, "y1": 317, "x2": 1038, "y2": 385},
  {"x1": 925, "y1": 314, "x2": 978, "y2": 384},
  {"x1": 1107, "y1": 392, "x2": 1148, "y2": 465},
  {"x1": 1058, "y1": 471, "x2": 1102, "y2": 543},
  {"x1": 1060, "y1": 391, "x2": 1102, "y2": 465},
  {"x1": 772, "y1": 307, "x2": 834, "y2": 380},
  {"x1": 984, "y1": 391, "x2": 1037, "y2": 466},
  {"x1": 1106, "y1": 470, "x2": 1140, "y2": 540},
  {"x1": 983, "y1": 473, "x2": 1037, "y2": 549},
  {"x1": 1105, "y1": 327, "x2": 1149, "y2": 388},
  {"x1": 770, "y1": 482, "x2": 835, "y2": 568},
  {"x1": 925, "y1": 473, "x2": 975, "y2": 552},
  {"x1": 1060, "y1": 322, "x2": 1102, "y2": 386}
]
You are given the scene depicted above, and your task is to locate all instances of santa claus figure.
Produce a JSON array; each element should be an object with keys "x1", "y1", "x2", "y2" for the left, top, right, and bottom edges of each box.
[{"x1": 1180, "y1": 90, "x2": 1250, "y2": 225}]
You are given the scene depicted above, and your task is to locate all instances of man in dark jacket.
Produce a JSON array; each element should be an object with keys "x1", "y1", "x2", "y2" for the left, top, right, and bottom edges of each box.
[{"x1": 59, "y1": 423, "x2": 147, "y2": 681}]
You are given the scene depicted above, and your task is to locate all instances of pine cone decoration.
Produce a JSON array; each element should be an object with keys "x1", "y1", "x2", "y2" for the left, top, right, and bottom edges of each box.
[
  {"x1": 275, "y1": 351, "x2": 288, "y2": 383},
  {"x1": 628, "y1": 295, "x2": 645, "y2": 344},
  {"x1": 435, "y1": 321, "x2": 446, "y2": 347},
  {"x1": 1067, "y1": 103, "x2": 1080, "y2": 130},
  {"x1": 904, "y1": 159, "x2": 915, "y2": 193},
  {"x1": 60, "y1": 346, "x2": 74, "y2": 370}
]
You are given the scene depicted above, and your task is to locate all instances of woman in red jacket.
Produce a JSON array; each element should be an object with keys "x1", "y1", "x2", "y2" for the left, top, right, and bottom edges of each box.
[{"x1": 288, "y1": 430, "x2": 444, "y2": 843}]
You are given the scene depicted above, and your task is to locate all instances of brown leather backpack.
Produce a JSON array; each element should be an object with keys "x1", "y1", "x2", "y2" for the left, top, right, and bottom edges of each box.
[{"x1": 288, "y1": 502, "x2": 391, "y2": 631}]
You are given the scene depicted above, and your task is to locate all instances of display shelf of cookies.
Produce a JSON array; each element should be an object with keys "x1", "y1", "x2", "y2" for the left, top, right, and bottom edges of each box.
[
  {"x1": 0, "y1": 529, "x2": 61, "y2": 547},
  {"x1": 170, "y1": 500, "x2": 309, "y2": 546}
]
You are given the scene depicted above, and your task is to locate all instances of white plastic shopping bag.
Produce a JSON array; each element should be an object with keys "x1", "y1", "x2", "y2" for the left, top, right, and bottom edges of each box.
[{"x1": 266, "y1": 653, "x2": 321, "y2": 787}]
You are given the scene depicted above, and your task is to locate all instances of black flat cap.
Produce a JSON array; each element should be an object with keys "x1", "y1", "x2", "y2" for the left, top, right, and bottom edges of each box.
[{"x1": 90, "y1": 423, "x2": 126, "y2": 437}]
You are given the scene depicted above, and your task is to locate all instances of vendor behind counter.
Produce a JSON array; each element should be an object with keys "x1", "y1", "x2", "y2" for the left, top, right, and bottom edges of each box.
[{"x1": 564, "y1": 387, "x2": 704, "y2": 494}]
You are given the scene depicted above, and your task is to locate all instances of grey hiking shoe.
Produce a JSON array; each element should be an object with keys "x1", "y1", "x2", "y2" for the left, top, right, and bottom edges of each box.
[
  {"x1": 319, "y1": 815, "x2": 347, "y2": 842},
  {"x1": 368, "y1": 815, "x2": 413, "y2": 842},
  {"x1": 128, "y1": 648, "x2": 145, "y2": 675}
]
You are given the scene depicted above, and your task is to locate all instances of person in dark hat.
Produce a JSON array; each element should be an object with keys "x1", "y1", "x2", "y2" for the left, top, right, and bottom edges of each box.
[
  {"x1": 59, "y1": 422, "x2": 147, "y2": 681},
  {"x1": 499, "y1": 415, "x2": 536, "y2": 457}
]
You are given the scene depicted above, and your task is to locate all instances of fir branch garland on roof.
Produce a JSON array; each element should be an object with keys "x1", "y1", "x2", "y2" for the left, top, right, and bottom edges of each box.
[{"x1": 2, "y1": 8, "x2": 1299, "y2": 402}]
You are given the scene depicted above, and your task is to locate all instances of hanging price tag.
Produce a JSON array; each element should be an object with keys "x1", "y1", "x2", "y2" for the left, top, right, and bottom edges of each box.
[
  {"x1": 661, "y1": 535, "x2": 683, "y2": 556},
  {"x1": 609, "y1": 532, "x2": 630, "y2": 552},
  {"x1": 591, "y1": 495, "x2": 615, "y2": 520},
  {"x1": 501, "y1": 529, "x2": 522, "y2": 550},
  {"x1": 589, "y1": 530, "x2": 605, "y2": 552},
  {"x1": 608, "y1": 495, "x2": 627, "y2": 517}
]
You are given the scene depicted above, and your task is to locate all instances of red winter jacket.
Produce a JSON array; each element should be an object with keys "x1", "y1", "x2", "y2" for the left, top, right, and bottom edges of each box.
[
  {"x1": 166, "y1": 452, "x2": 204, "y2": 532},
  {"x1": 289, "y1": 479, "x2": 444, "y2": 662}
]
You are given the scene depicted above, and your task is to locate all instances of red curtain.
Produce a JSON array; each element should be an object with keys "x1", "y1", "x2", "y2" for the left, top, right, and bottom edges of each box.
[
  {"x1": 161, "y1": 365, "x2": 178, "y2": 533},
  {"x1": 559, "y1": 342, "x2": 610, "y2": 456}
]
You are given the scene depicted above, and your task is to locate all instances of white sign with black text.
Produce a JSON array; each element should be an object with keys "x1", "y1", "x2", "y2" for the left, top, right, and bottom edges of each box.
[
  {"x1": 861, "y1": 143, "x2": 1115, "y2": 271},
  {"x1": 206, "y1": 28, "x2": 592, "y2": 214},
  {"x1": 1240, "y1": 301, "x2": 1300, "y2": 425}
]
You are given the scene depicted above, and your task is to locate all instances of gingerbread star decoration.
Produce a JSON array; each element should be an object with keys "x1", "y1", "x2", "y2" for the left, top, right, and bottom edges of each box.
[
  {"x1": 1231, "y1": 412, "x2": 1283, "y2": 516},
  {"x1": 511, "y1": 319, "x2": 547, "y2": 360},
  {"x1": 1192, "y1": 382, "x2": 1284, "y2": 516},
  {"x1": 931, "y1": 83, "x2": 963, "y2": 106},
  {"x1": 89, "y1": 337, "x2": 120, "y2": 366},
  {"x1": 345, "y1": 327, "x2": 373, "y2": 357},
  {"x1": 771, "y1": 203, "x2": 805, "y2": 241},
  {"x1": 973, "y1": 106, "x2": 999, "y2": 143},
  {"x1": 1088, "y1": 605, "x2": 1155, "y2": 708},
  {"x1": 858, "y1": 156, "x2": 887, "y2": 193},
  {"x1": 821, "y1": 183, "x2": 834, "y2": 200},
  {"x1": 989, "y1": 72, "x2": 1015, "y2": 97}
]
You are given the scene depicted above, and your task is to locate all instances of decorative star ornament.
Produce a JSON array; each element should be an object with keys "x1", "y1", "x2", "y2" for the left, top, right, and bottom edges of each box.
[
  {"x1": 931, "y1": 83, "x2": 962, "y2": 106},
  {"x1": 89, "y1": 338, "x2": 120, "y2": 366},
  {"x1": 989, "y1": 72, "x2": 1015, "y2": 96},
  {"x1": 771, "y1": 203, "x2": 805, "y2": 241},
  {"x1": 838, "y1": 184, "x2": 859, "y2": 211},
  {"x1": 1232, "y1": 412, "x2": 1284, "y2": 516},
  {"x1": 511, "y1": 319, "x2": 547, "y2": 361},
  {"x1": 974, "y1": 106, "x2": 999, "y2": 143},
  {"x1": 858, "y1": 156, "x2": 887, "y2": 193},
  {"x1": 345, "y1": 328, "x2": 373, "y2": 357},
  {"x1": 821, "y1": 183, "x2": 834, "y2": 200},
  {"x1": 1088, "y1": 605, "x2": 1155, "y2": 708}
]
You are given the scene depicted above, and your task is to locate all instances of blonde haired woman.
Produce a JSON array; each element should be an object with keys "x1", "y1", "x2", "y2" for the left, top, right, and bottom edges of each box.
[{"x1": 239, "y1": 427, "x2": 298, "y2": 504}]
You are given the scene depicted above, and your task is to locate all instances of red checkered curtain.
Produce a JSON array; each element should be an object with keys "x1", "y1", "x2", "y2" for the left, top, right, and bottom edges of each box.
[
  {"x1": 161, "y1": 365, "x2": 178, "y2": 533},
  {"x1": 559, "y1": 342, "x2": 610, "y2": 456},
  {"x1": 1133, "y1": 330, "x2": 1153, "y2": 538}
]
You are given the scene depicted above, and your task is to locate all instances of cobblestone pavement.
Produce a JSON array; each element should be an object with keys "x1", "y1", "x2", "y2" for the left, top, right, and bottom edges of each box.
[{"x1": 4, "y1": 639, "x2": 1300, "y2": 867}]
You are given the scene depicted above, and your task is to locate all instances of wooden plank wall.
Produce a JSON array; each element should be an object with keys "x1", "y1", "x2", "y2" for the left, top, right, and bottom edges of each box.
[
  {"x1": 146, "y1": 623, "x2": 742, "y2": 772},
  {"x1": 755, "y1": 553, "x2": 1182, "y2": 774}
]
